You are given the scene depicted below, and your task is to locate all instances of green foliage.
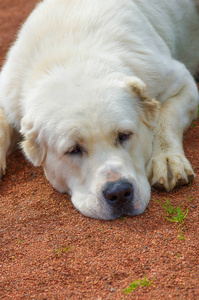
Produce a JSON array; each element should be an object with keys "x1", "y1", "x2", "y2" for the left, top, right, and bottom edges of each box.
[
  {"x1": 186, "y1": 196, "x2": 195, "y2": 202},
  {"x1": 119, "y1": 216, "x2": 126, "y2": 220},
  {"x1": 124, "y1": 277, "x2": 154, "y2": 294},
  {"x1": 154, "y1": 198, "x2": 188, "y2": 223},
  {"x1": 177, "y1": 228, "x2": 185, "y2": 240},
  {"x1": 55, "y1": 246, "x2": 71, "y2": 254}
]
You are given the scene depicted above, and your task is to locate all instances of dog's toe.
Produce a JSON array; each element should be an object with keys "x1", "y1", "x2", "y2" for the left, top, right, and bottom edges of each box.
[{"x1": 147, "y1": 153, "x2": 195, "y2": 191}]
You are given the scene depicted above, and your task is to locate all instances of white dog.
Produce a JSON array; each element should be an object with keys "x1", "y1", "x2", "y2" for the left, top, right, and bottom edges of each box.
[{"x1": 0, "y1": 0, "x2": 199, "y2": 219}]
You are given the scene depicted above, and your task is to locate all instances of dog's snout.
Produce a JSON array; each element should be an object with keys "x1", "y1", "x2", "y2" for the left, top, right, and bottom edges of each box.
[{"x1": 103, "y1": 180, "x2": 133, "y2": 206}]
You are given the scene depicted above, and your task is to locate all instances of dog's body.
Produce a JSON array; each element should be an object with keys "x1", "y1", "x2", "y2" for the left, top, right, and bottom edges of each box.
[{"x1": 0, "y1": 0, "x2": 199, "y2": 219}]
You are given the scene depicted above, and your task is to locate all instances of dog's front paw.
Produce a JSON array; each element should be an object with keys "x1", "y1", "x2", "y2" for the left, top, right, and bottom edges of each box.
[{"x1": 146, "y1": 153, "x2": 195, "y2": 191}]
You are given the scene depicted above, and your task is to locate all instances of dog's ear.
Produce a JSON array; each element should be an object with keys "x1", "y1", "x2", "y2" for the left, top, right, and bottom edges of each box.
[
  {"x1": 20, "y1": 117, "x2": 45, "y2": 166},
  {"x1": 21, "y1": 138, "x2": 45, "y2": 167},
  {"x1": 127, "y1": 77, "x2": 159, "y2": 128}
]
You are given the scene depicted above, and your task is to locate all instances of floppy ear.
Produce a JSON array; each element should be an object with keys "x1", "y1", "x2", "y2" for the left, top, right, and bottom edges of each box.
[
  {"x1": 127, "y1": 77, "x2": 159, "y2": 128},
  {"x1": 20, "y1": 116, "x2": 46, "y2": 166},
  {"x1": 21, "y1": 138, "x2": 45, "y2": 167}
]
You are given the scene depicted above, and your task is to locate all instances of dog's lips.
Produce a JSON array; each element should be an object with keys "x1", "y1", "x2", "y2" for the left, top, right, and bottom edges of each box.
[
  {"x1": 104, "y1": 196, "x2": 146, "y2": 219},
  {"x1": 105, "y1": 201, "x2": 135, "y2": 219}
]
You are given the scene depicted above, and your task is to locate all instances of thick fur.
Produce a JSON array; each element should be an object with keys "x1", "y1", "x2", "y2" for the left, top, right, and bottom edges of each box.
[{"x1": 0, "y1": 0, "x2": 199, "y2": 219}]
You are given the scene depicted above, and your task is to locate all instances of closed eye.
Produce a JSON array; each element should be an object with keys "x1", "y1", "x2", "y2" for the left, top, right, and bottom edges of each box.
[
  {"x1": 65, "y1": 144, "x2": 83, "y2": 156},
  {"x1": 118, "y1": 131, "x2": 133, "y2": 144}
]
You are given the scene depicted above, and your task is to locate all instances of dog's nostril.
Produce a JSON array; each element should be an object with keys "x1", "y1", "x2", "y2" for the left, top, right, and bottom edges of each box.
[
  {"x1": 103, "y1": 180, "x2": 133, "y2": 205},
  {"x1": 125, "y1": 190, "x2": 131, "y2": 197},
  {"x1": 110, "y1": 195, "x2": 118, "y2": 201}
]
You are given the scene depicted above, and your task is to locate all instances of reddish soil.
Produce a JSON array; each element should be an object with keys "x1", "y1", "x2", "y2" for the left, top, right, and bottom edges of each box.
[{"x1": 0, "y1": 1, "x2": 199, "y2": 299}]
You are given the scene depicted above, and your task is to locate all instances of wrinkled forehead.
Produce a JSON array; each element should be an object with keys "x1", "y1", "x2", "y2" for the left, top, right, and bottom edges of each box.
[
  {"x1": 45, "y1": 103, "x2": 139, "y2": 155},
  {"x1": 31, "y1": 76, "x2": 140, "y2": 148}
]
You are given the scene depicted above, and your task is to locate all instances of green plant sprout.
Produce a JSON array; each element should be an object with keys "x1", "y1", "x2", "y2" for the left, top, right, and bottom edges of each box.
[
  {"x1": 124, "y1": 277, "x2": 154, "y2": 294},
  {"x1": 177, "y1": 227, "x2": 185, "y2": 240},
  {"x1": 55, "y1": 246, "x2": 71, "y2": 254},
  {"x1": 188, "y1": 180, "x2": 192, "y2": 190},
  {"x1": 154, "y1": 198, "x2": 188, "y2": 223},
  {"x1": 186, "y1": 196, "x2": 195, "y2": 202}
]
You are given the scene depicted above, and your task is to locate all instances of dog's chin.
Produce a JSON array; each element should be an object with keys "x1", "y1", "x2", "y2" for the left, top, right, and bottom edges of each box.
[
  {"x1": 71, "y1": 194, "x2": 145, "y2": 220},
  {"x1": 84, "y1": 206, "x2": 145, "y2": 220},
  {"x1": 107, "y1": 204, "x2": 146, "y2": 220}
]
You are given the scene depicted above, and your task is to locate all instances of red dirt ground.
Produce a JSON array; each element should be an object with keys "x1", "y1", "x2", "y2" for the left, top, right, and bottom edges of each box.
[{"x1": 0, "y1": 1, "x2": 199, "y2": 299}]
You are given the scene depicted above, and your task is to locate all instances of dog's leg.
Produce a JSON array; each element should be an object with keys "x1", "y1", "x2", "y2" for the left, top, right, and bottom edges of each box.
[
  {"x1": 146, "y1": 63, "x2": 199, "y2": 191},
  {"x1": 0, "y1": 107, "x2": 19, "y2": 178}
]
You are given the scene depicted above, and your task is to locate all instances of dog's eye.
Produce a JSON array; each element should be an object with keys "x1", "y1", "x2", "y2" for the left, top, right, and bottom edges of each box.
[
  {"x1": 67, "y1": 145, "x2": 82, "y2": 155},
  {"x1": 118, "y1": 132, "x2": 132, "y2": 144}
]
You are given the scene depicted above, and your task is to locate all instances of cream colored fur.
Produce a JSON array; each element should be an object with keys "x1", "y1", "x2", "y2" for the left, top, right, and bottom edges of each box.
[{"x1": 0, "y1": 0, "x2": 199, "y2": 219}]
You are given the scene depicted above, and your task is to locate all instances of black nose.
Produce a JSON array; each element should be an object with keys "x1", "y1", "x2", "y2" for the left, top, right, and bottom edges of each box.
[{"x1": 103, "y1": 180, "x2": 133, "y2": 206}]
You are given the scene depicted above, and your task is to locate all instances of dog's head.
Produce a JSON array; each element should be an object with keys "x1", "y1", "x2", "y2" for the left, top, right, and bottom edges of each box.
[{"x1": 21, "y1": 74, "x2": 159, "y2": 219}]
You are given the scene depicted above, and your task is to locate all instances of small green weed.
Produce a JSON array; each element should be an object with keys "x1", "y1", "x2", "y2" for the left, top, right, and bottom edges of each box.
[
  {"x1": 177, "y1": 227, "x2": 185, "y2": 240},
  {"x1": 188, "y1": 181, "x2": 192, "y2": 190},
  {"x1": 124, "y1": 277, "x2": 154, "y2": 294},
  {"x1": 154, "y1": 198, "x2": 188, "y2": 223},
  {"x1": 119, "y1": 216, "x2": 126, "y2": 220},
  {"x1": 186, "y1": 196, "x2": 195, "y2": 202},
  {"x1": 55, "y1": 246, "x2": 71, "y2": 254}
]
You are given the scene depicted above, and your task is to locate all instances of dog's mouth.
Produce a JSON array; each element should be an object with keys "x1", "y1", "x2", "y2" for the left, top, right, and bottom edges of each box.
[
  {"x1": 70, "y1": 177, "x2": 149, "y2": 220},
  {"x1": 105, "y1": 202, "x2": 144, "y2": 220}
]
